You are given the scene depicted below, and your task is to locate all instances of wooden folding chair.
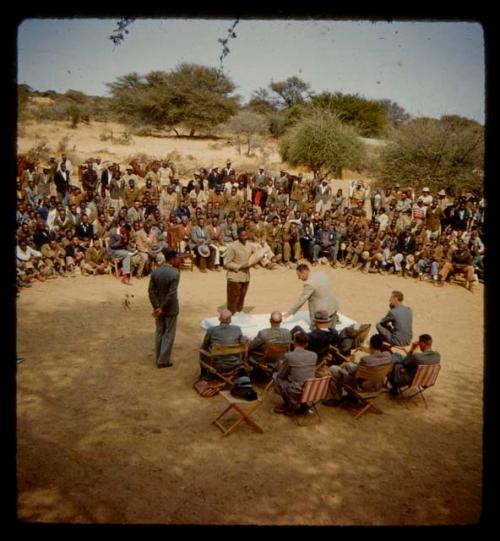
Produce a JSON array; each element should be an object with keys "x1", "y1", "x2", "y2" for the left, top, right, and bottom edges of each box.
[
  {"x1": 179, "y1": 253, "x2": 194, "y2": 272},
  {"x1": 341, "y1": 362, "x2": 393, "y2": 420},
  {"x1": 351, "y1": 323, "x2": 372, "y2": 354},
  {"x1": 398, "y1": 363, "x2": 441, "y2": 408},
  {"x1": 251, "y1": 342, "x2": 289, "y2": 389},
  {"x1": 199, "y1": 342, "x2": 249, "y2": 387},
  {"x1": 213, "y1": 390, "x2": 264, "y2": 437},
  {"x1": 289, "y1": 376, "x2": 331, "y2": 425}
]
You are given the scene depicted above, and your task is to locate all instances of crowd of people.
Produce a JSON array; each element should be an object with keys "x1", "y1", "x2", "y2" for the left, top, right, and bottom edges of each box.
[{"x1": 16, "y1": 154, "x2": 485, "y2": 293}]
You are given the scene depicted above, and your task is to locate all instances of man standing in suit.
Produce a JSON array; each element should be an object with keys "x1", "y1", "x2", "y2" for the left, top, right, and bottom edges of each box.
[
  {"x1": 375, "y1": 290, "x2": 413, "y2": 347},
  {"x1": 223, "y1": 227, "x2": 258, "y2": 314},
  {"x1": 272, "y1": 331, "x2": 317, "y2": 415},
  {"x1": 148, "y1": 249, "x2": 180, "y2": 368},
  {"x1": 284, "y1": 263, "x2": 340, "y2": 327}
]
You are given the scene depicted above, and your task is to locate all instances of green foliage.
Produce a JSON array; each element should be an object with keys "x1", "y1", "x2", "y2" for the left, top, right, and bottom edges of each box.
[
  {"x1": 66, "y1": 104, "x2": 82, "y2": 128},
  {"x1": 376, "y1": 116, "x2": 484, "y2": 196},
  {"x1": 309, "y1": 92, "x2": 388, "y2": 137},
  {"x1": 246, "y1": 88, "x2": 278, "y2": 115},
  {"x1": 106, "y1": 64, "x2": 238, "y2": 136},
  {"x1": 381, "y1": 99, "x2": 412, "y2": 127},
  {"x1": 268, "y1": 112, "x2": 287, "y2": 138},
  {"x1": 279, "y1": 109, "x2": 367, "y2": 177},
  {"x1": 269, "y1": 77, "x2": 311, "y2": 109}
]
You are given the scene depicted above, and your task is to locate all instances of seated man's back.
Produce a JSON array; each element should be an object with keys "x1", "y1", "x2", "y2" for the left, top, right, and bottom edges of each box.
[
  {"x1": 248, "y1": 311, "x2": 291, "y2": 365},
  {"x1": 201, "y1": 309, "x2": 245, "y2": 372}
]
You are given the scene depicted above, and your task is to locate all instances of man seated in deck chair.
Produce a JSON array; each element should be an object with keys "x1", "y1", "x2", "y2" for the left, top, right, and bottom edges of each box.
[
  {"x1": 388, "y1": 334, "x2": 441, "y2": 396},
  {"x1": 247, "y1": 310, "x2": 291, "y2": 370},
  {"x1": 290, "y1": 309, "x2": 339, "y2": 358},
  {"x1": 199, "y1": 309, "x2": 247, "y2": 378},
  {"x1": 273, "y1": 331, "x2": 317, "y2": 416},
  {"x1": 325, "y1": 333, "x2": 393, "y2": 406},
  {"x1": 375, "y1": 290, "x2": 413, "y2": 347}
]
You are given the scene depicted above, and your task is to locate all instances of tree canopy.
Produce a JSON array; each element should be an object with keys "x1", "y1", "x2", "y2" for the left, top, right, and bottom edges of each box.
[
  {"x1": 279, "y1": 109, "x2": 367, "y2": 178},
  {"x1": 106, "y1": 63, "x2": 239, "y2": 136},
  {"x1": 376, "y1": 115, "x2": 484, "y2": 195}
]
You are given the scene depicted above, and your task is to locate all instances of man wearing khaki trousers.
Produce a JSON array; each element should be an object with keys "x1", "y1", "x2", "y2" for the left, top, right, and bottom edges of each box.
[{"x1": 223, "y1": 228, "x2": 258, "y2": 315}]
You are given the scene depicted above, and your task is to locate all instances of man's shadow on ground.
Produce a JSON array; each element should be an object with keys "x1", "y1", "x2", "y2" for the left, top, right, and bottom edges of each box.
[{"x1": 216, "y1": 304, "x2": 255, "y2": 314}]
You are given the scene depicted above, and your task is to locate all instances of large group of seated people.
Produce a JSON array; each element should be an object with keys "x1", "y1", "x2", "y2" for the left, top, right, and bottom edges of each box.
[{"x1": 16, "y1": 154, "x2": 484, "y2": 292}]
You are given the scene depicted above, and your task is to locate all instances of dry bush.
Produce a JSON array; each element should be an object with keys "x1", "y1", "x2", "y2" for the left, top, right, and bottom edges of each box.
[
  {"x1": 25, "y1": 139, "x2": 52, "y2": 162},
  {"x1": 166, "y1": 150, "x2": 182, "y2": 162},
  {"x1": 57, "y1": 135, "x2": 71, "y2": 153}
]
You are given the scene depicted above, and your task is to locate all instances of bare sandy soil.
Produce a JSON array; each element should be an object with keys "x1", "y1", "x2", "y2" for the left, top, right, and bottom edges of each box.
[{"x1": 16, "y1": 265, "x2": 484, "y2": 525}]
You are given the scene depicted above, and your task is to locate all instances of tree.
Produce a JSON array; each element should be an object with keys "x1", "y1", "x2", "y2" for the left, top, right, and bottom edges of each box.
[
  {"x1": 223, "y1": 111, "x2": 268, "y2": 156},
  {"x1": 381, "y1": 99, "x2": 412, "y2": 127},
  {"x1": 279, "y1": 109, "x2": 367, "y2": 178},
  {"x1": 376, "y1": 117, "x2": 484, "y2": 196},
  {"x1": 66, "y1": 104, "x2": 82, "y2": 128},
  {"x1": 17, "y1": 84, "x2": 32, "y2": 119},
  {"x1": 309, "y1": 92, "x2": 388, "y2": 137},
  {"x1": 246, "y1": 88, "x2": 278, "y2": 115},
  {"x1": 107, "y1": 64, "x2": 238, "y2": 136},
  {"x1": 269, "y1": 76, "x2": 312, "y2": 109}
]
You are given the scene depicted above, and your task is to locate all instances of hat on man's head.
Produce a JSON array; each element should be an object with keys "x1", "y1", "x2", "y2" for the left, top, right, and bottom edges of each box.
[
  {"x1": 313, "y1": 309, "x2": 331, "y2": 323},
  {"x1": 161, "y1": 248, "x2": 178, "y2": 261},
  {"x1": 422, "y1": 187, "x2": 430, "y2": 192},
  {"x1": 438, "y1": 189, "x2": 446, "y2": 196}
]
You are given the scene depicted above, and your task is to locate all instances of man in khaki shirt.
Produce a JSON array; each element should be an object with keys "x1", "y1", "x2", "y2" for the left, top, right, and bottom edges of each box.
[{"x1": 223, "y1": 227, "x2": 258, "y2": 314}]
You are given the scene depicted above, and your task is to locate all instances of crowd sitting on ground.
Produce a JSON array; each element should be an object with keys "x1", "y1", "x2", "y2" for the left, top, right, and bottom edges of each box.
[{"x1": 16, "y1": 154, "x2": 485, "y2": 293}]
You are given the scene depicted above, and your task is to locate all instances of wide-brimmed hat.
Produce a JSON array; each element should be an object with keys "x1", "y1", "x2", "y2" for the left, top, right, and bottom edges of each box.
[
  {"x1": 314, "y1": 309, "x2": 332, "y2": 323},
  {"x1": 422, "y1": 187, "x2": 430, "y2": 192},
  {"x1": 197, "y1": 244, "x2": 210, "y2": 258},
  {"x1": 438, "y1": 189, "x2": 446, "y2": 196}
]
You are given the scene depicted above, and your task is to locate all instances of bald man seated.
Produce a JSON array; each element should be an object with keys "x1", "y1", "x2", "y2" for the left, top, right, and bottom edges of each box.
[
  {"x1": 248, "y1": 311, "x2": 292, "y2": 369},
  {"x1": 200, "y1": 309, "x2": 247, "y2": 377}
]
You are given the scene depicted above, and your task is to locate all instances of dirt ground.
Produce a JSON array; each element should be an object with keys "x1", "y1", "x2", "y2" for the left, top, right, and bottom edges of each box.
[{"x1": 16, "y1": 265, "x2": 484, "y2": 525}]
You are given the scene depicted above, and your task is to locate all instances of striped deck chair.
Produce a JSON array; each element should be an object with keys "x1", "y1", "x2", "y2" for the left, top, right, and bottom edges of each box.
[
  {"x1": 289, "y1": 376, "x2": 331, "y2": 425},
  {"x1": 399, "y1": 363, "x2": 441, "y2": 408},
  {"x1": 341, "y1": 362, "x2": 393, "y2": 420}
]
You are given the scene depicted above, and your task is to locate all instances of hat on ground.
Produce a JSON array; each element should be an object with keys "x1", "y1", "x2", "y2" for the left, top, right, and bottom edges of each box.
[
  {"x1": 422, "y1": 187, "x2": 430, "y2": 192},
  {"x1": 313, "y1": 309, "x2": 332, "y2": 323},
  {"x1": 233, "y1": 376, "x2": 253, "y2": 388}
]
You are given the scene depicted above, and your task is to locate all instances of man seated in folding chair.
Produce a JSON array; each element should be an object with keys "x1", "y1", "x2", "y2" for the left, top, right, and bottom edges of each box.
[
  {"x1": 290, "y1": 309, "x2": 339, "y2": 362},
  {"x1": 388, "y1": 333, "x2": 441, "y2": 396},
  {"x1": 199, "y1": 309, "x2": 248, "y2": 383},
  {"x1": 375, "y1": 290, "x2": 413, "y2": 351},
  {"x1": 247, "y1": 310, "x2": 291, "y2": 376},
  {"x1": 326, "y1": 333, "x2": 393, "y2": 407},
  {"x1": 272, "y1": 331, "x2": 317, "y2": 416}
]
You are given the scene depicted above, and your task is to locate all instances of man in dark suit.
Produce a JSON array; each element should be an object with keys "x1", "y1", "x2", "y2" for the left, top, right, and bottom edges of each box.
[
  {"x1": 291, "y1": 309, "x2": 339, "y2": 357},
  {"x1": 148, "y1": 249, "x2": 181, "y2": 368}
]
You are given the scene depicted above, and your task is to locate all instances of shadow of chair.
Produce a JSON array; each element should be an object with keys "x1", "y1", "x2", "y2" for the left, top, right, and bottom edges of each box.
[
  {"x1": 341, "y1": 362, "x2": 393, "y2": 420},
  {"x1": 199, "y1": 342, "x2": 249, "y2": 387},
  {"x1": 288, "y1": 375, "x2": 332, "y2": 425}
]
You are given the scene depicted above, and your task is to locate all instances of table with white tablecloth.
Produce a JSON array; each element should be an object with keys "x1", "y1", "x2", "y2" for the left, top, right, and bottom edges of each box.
[{"x1": 200, "y1": 311, "x2": 357, "y2": 340}]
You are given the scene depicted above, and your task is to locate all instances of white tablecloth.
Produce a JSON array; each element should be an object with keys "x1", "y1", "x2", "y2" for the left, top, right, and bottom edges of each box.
[{"x1": 200, "y1": 311, "x2": 357, "y2": 340}]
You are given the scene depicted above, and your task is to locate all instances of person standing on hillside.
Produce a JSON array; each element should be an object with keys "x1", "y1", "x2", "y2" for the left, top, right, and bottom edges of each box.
[{"x1": 148, "y1": 250, "x2": 181, "y2": 368}]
